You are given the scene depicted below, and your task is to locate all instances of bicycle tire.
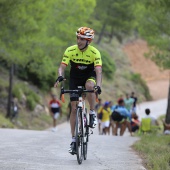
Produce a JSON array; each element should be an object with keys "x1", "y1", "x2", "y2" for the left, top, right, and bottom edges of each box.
[
  {"x1": 83, "y1": 133, "x2": 88, "y2": 160},
  {"x1": 83, "y1": 110, "x2": 88, "y2": 160},
  {"x1": 76, "y1": 108, "x2": 83, "y2": 164}
]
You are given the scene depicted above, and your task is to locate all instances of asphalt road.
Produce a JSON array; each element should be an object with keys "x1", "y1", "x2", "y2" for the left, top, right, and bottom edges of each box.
[
  {"x1": 0, "y1": 98, "x2": 167, "y2": 170},
  {"x1": 0, "y1": 123, "x2": 146, "y2": 170}
]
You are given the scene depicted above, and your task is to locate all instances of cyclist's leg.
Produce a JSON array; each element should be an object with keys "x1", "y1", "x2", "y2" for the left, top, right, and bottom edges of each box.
[
  {"x1": 69, "y1": 78, "x2": 81, "y2": 137},
  {"x1": 85, "y1": 77, "x2": 97, "y2": 128},
  {"x1": 70, "y1": 101, "x2": 77, "y2": 136},
  {"x1": 69, "y1": 79, "x2": 80, "y2": 154},
  {"x1": 85, "y1": 78, "x2": 96, "y2": 111},
  {"x1": 68, "y1": 101, "x2": 77, "y2": 154}
]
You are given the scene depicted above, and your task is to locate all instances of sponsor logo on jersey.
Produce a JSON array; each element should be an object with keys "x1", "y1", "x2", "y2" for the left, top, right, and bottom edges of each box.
[
  {"x1": 77, "y1": 66, "x2": 87, "y2": 70},
  {"x1": 95, "y1": 58, "x2": 100, "y2": 61},
  {"x1": 73, "y1": 59, "x2": 91, "y2": 63}
]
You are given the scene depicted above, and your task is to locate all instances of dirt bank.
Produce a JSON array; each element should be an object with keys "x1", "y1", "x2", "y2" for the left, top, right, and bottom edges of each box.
[{"x1": 123, "y1": 39, "x2": 170, "y2": 100}]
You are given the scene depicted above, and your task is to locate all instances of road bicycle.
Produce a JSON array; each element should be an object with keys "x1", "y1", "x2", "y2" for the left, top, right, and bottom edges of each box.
[{"x1": 60, "y1": 86, "x2": 98, "y2": 164}]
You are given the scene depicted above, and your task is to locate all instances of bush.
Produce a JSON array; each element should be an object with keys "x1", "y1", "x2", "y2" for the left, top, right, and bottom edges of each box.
[
  {"x1": 26, "y1": 95, "x2": 36, "y2": 111},
  {"x1": 13, "y1": 82, "x2": 40, "y2": 110},
  {"x1": 130, "y1": 73, "x2": 152, "y2": 100},
  {"x1": 0, "y1": 114, "x2": 15, "y2": 128},
  {"x1": 100, "y1": 50, "x2": 116, "y2": 79},
  {"x1": 12, "y1": 84, "x2": 22, "y2": 100},
  {"x1": 0, "y1": 79, "x2": 8, "y2": 91}
]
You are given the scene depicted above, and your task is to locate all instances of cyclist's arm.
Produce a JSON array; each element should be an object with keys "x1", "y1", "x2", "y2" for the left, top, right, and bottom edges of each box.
[
  {"x1": 54, "y1": 63, "x2": 67, "y2": 87},
  {"x1": 58, "y1": 63, "x2": 67, "y2": 77},
  {"x1": 95, "y1": 66, "x2": 102, "y2": 87}
]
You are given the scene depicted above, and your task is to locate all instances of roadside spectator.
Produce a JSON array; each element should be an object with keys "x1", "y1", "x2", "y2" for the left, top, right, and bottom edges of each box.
[
  {"x1": 109, "y1": 101, "x2": 115, "y2": 135},
  {"x1": 98, "y1": 101, "x2": 112, "y2": 135},
  {"x1": 95, "y1": 98, "x2": 103, "y2": 135},
  {"x1": 117, "y1": 94, "x2": 124, "y2": 104},
  {"x1": 11, "y1": 98, "x2": 19, "y2": 122},
  {"x1": 111, "y1": 99, "x2": 132, "y2": 136},
  {"x1": 130, "y1": 92, "x2": 138, "y2": 113},
  {"x1": 124, "y1": 93, "x2": 134, "y2": 113},
  {"x1": 144, "y1": 108, "x2": 159, "y2": 126},
  {"x1": 49, "y1": 94, "x2": 62, "y2": 132},
  {"x1": 131, "y1": 113, "x2": 140, "y2": 133}
]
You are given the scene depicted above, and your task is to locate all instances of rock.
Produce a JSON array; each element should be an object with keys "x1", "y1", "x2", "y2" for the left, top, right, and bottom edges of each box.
[{"x1": 33, "y1": 104, "x2": 44, "y2": 117}]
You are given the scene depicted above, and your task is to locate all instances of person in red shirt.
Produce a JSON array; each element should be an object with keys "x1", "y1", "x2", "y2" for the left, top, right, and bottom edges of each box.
[
  {"x1": 49, "y1": 94, "x2": 62, "y2": 132},
  {"x1": 131, "y1": 113, "x2": 140, "y2": 133}
]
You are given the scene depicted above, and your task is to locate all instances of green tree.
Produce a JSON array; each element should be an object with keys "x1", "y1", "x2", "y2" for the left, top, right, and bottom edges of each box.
[
  {"x1": 134, "y1": 0, "x2": 170, "y2": 123},
  {"x1": 134, "y1": 0, "x2": 170, "y2": 69},
  {"x1": 0, "y1": 0, "x2": 96, "y2": 117},
  {"x1": 91, "y1": 0, "x2": 135, "y2": 44}
]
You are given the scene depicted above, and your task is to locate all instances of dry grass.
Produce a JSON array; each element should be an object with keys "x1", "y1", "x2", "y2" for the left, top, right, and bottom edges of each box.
[{"x1": 133, "y1": 133, "x2": 170, "y2": 170}]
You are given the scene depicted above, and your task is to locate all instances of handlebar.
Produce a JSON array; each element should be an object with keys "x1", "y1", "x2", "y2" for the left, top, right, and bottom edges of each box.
[{"x1": 60, "y1": 87, "x2": 99, "y2": 103}]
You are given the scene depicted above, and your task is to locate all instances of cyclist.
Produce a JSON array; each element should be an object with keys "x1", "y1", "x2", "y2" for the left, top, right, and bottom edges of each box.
[{"x1": 54, "y1": 27, "x2": 102, "y2": 155}]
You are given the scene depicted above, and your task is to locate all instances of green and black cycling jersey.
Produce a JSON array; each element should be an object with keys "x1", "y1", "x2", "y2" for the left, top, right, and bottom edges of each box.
[{"x1": 61, "y1": 45, "x2": 102, "y2": 78}]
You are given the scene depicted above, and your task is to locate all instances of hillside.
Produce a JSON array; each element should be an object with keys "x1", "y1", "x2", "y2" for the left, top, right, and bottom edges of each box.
[
  {"x1": 123, "y1": 39, "x2": 170, "y2": 100},
  {"x1": 0, "y1": 39, "x2": 156, "y2": 130}
]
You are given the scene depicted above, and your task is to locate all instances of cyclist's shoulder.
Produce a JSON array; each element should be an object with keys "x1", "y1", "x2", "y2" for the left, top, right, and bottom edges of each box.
[
  {"x1": 65, "y1": 45, "x2": 78, "y2": 53},
  {"x1": 88, "y1": 45, "x2": 101, "y2": 56}
]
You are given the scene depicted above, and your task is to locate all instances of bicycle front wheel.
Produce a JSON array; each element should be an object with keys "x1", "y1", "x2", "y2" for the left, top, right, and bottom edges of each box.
[
  {"x1": 83, "y1": 110, "x2": 88, "y2": 160},
  {"x1": 76, "y1": 108, "x2": 83, "y2": 164}
]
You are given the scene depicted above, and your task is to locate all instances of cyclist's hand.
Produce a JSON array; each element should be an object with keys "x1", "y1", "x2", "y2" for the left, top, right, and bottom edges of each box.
[
  {"x1": 94, "y1": 86, "x2": 102, "y2": 94},
  {"x1": 54, "y1": 76, "x2": 66, "y2": 87}
]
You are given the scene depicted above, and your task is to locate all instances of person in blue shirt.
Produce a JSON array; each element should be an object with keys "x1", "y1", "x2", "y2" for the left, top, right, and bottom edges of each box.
[{"x1": 111, "y1": 99, "x2": 132, "y2": 136}]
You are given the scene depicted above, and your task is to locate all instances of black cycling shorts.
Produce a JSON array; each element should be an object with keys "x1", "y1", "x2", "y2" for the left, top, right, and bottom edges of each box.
[{"x1": 69, "y1": 76, "x2": 96, "y2": 101}]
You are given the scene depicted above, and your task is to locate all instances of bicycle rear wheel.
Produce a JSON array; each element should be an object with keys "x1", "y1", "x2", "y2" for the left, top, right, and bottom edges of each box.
[{"x1": 76, "y1": 108, "x2": 83, "y2": 164}]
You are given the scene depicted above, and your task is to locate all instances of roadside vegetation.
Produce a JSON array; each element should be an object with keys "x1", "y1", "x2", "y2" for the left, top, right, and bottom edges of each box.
[
  {"x1": 133, "y1": 116, "x2": 170, "y2": 170},
  {"x1": 134, "y1": 134, "x2": 170, "y2": 170},
  {"x1": 0, "y1": 114, "x2": 15, "y2": 128}
]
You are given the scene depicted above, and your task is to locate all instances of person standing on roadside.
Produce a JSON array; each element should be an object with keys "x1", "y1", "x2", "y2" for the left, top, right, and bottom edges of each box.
[
  {"x1": 130, "y1": 92, "x2": 138, "y2": 113},
  {"x1": 49, "y1": 94, "x2": 62, "y2": 132},
  {"x1": 124, "y1": 93, "x2": 134, "y2": 114},
  {"x1": 95, "y1": 98, "x2": 103, "y2": 134},
  {"x1": 111, "y1": 99, "x2": 131, "y2": 136},
  {"x1": 98, "y1": 101, "x2": 112, "y2": 135}
]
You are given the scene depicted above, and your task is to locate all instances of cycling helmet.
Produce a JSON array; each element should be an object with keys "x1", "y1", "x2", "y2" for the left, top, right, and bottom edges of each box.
[{"x1": 76, "y1": 27, "x2": 94, "y2": 41}]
